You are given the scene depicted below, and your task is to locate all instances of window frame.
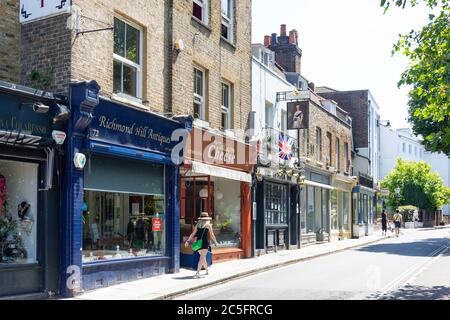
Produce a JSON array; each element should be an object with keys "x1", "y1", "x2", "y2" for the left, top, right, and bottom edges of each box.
[
  {"x1": 344, "y1": 142, "x2": 349, "y2": 174},
  {"x1": 221, "y1": 80, "x2": 232, "y2": 130},
  {"x1": 193, "y1": 67, "x2": 206, "y2": 121},
  {"x1": 193, "y1": 0, "x2": 209, "y2": 25},
  {"x1": 335, "y1": 138, "x2": 341, "y2": 173},
  {"x1": 316, "y1": 127, "x2": 322, "y2": 163},
  {"x1": 113, "y1": 16, "x2": 143, "y2": 102},
  {"x1": 221, "y1": 0, "x2": 234, "y2": 42}
]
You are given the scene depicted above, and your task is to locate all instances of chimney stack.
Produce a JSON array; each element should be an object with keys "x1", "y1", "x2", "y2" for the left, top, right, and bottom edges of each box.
[
  {"x1": 264, "y1": 35, "x2": 271, "y2": 47},
  {"x1": 308, "y1": 82, "x2": 315, "y2": 92},
  {"x1": 280, "y1": 24, "x2": 287, "y2": 36},
  {"x1": 271, "y1": 33, "x2": 277, "y2": 46}
]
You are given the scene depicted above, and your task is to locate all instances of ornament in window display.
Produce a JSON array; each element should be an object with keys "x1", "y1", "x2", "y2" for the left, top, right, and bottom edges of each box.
[
  {"x1": 18, "y1": 202, "x2": 34, "y2": 236},
  {"x1": 0, "y1": 174, "x2": 7, "y2": 217}
]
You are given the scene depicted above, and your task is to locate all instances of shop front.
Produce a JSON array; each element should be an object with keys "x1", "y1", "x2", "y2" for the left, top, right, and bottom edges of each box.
[
  {"x1": 62, "y1": 81, "x2": 192, "y2": 296},
  {"x1": 299, "y1": 169, "x2": 333, "y2": 246},
  {"x1": 0, "y1": 81, "x2": 69, "y2": 298},
  {"x1": 180, "y1": 128, "x2": 256, "y2": 266},
  {"x1": 352, "y1": 186, "x2": 377, "y2": 238},
  {"x1": 330, "y1": 176, "x2": 356, "y2": 241}
]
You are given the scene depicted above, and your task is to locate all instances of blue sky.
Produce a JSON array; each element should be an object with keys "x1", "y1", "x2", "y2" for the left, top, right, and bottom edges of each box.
[{"x1": 252, "y1": 0, "x2": 432, "y2": 129}]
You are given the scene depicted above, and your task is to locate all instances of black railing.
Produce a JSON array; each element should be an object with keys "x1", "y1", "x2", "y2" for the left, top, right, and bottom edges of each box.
[{"x1": 358, "y1": 172, "x2": 374, "y2": 189}]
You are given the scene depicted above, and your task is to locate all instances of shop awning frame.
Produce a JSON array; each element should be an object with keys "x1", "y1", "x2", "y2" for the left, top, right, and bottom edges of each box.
[
  {"x1": 0, "y1": 130, "x2": 55, "y2": 148},
  {"x1": 187, "y1": 161, "x2": 252, "y2": 183},
  {"x1": 303, "y1": 179, "x2": 334, "y2": 190}
]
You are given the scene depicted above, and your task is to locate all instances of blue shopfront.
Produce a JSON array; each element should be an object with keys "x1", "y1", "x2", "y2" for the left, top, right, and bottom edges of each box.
[{"x1": 61, "y1": 81, "x2": 192, "y2": 296}]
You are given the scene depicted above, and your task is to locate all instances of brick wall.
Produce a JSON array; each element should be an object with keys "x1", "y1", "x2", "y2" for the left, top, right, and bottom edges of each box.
[
  {"x1": 306, "y1": 101, "x2": 353, "y2": 175},
  {"x1": 20, "y1": 13, "x2": 72, "y2": 95},
  {"x1": 70, "y1": 0, "x2": 169, "y2": 114},
  {"x1": 0, "y1": 0, "x2": 20, "y2": 83},
  {"x1": 172, "y1": 0, "x2": 252, "y2": 135},
  {"x1": 317, "y1": 91, "x2": 369, "y2": 149}
]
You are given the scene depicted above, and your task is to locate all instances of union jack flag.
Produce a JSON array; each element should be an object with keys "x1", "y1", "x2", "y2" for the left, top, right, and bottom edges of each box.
[{"x1": 278, "y1": 133, "x2": 293, "y2": 161}]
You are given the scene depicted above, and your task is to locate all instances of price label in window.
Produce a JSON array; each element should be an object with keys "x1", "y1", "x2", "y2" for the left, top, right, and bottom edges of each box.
[{"x1": 152, "y1": 218, "x2": 162, "y2": 232}]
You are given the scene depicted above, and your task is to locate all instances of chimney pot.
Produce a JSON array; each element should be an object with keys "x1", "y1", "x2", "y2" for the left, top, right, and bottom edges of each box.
[
  {"x1": 271, "y1": 33, "x2": 278, "y2": 45},
  {"x1": 289, "y1": 30, "x2": 296, "y2": 45},
  {"x1": 264, "y1": 35, "x2": 271, "y2": 47},
  {"x1": 280, "y1": 24, "x2": 287, "y2": 36}
]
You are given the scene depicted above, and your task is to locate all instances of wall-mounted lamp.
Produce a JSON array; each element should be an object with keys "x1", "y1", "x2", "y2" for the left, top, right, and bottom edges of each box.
[{"x1": 174, "y1": 39, "x2": 185, "y2": 52}]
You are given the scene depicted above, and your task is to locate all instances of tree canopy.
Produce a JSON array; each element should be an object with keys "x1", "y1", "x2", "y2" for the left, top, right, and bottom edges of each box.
[
  {"x1": 381, "y1": 158, "x2": 450, "y2": 211},
  {"x1": 381, "y1": 0, "x2": 450, "y2": 156}
]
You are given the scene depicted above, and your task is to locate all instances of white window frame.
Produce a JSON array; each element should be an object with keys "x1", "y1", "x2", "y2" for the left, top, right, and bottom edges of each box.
[
  {"x1": 221, "y1": 81, "x2": 232, "y2": 130},
  {"x1": 194, "y1": 67, "x2": 206, "y2": 120},
  {"x1": 193, "y1": 0, "x2": 209, "y2": 25},
  {"x1": 221, "y1": 0, "x2": 234, "y2": 42},
  {"x1": 113, "y1": 17, "x2": 143, "y2": 102}
]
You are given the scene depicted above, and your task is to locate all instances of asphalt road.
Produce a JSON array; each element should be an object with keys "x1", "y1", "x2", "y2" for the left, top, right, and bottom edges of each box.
[{"x1": 176, "y1": 228, "x2": 450, "y2": 300}]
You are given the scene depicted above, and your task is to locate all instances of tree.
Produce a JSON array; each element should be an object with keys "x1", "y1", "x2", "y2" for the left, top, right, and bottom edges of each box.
[
  {"x1": 381, "y1": 0, "x2": 450, "y2": 156},
  {"x1": 381, "y1": 158, "x2": 450, "y2": 212}
]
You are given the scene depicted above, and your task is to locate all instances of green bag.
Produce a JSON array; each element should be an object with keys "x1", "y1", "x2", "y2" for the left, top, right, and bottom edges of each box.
[{"x1": 191, "y1": 228, "x2": 207, "y2": 252}]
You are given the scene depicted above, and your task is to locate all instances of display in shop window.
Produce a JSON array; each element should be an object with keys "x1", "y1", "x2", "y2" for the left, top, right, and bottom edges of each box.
[{"x1": 0, "y1": 174, "x2": 27, "y2": 264}]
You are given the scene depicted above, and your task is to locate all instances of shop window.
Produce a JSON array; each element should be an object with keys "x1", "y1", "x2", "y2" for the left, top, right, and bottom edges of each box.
[
  {"x1": 193, "y1": 0, "x2": 209, "y2": 25},
  {"x1": 194, "y1": 67, "x2": 206, "y2": 120},
  {"x1": 343, "y1": 192, "x2": 350, "y2": 230},
  {"x1": 221, "y1": 0, "x2": 234, "y2": 42},
  {"x1": 180, "y1": 176, "x2": 241, "y2": 249},
  {"x1": 300, "y1": 187, "x2": 307, "y2": 235},
  {"x1": 264, "y1": 183, "x2": 288, "y2": 226},
  {"x1": 0, "y1": 159, "x2": 38, "y2": 265},
  {"x1": 331, "y1": 190, "x2": 338, "y2": 231},
  {"x1": 113, "y1": 17, "x2": 143, "y2": 100},
  {"x1": 306, "y1": 186, "x2": 315, "y2": 234},
  {"x1": 82, "y1": 155, "x2": 165, "y2": 263},
  {"x1": 82, "y1": 191, "x2": 165, "y2": 262}
]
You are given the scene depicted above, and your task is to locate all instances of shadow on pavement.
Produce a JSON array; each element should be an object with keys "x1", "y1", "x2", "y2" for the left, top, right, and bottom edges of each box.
[
  {"x1": 355, "y1": 238, "x2": 450, "y2": 257},
  {"x1": 368, "y1": 285, "x2": 450, "y2": 300}
]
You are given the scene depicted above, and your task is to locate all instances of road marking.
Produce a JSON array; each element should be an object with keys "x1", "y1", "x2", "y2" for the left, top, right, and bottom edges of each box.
[
  {"x1": 403, "y1": 245, "x2": 449, "y2": 286},
  {"x1": 376, "y1": 244, "x2": 449, "y2": 298}
]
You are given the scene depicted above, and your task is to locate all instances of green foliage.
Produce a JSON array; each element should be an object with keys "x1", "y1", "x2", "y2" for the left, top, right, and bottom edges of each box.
[
  {"x1": 27, "y1": 69, "x2": 54, "y2": 91},
  {"x1": 381, "y1": 158, "x2": 450, "y2": 211},
  {"x1": 381, "y1": 0, "x2": 450, "y2": 156}
]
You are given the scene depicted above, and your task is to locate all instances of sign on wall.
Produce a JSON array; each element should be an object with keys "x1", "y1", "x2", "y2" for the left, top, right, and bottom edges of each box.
[{"x1": 20, "y1": 0, "x2": 71, "y2": 24}]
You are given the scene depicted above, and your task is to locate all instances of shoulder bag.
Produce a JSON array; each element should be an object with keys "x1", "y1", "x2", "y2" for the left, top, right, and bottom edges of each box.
[{"x1": 191, "y1": 227, "x2": 207, "y2": 252}]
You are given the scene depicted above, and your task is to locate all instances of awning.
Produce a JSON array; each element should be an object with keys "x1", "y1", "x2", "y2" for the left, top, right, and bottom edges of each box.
[
  {"x1": 304, "y1": 179, "x2": 334, "y2": 190},
  {"x1": 0, "y1": 130, "x2": 55, "y2": 148},
  {"x1": 189, "y1": 161, "x2": 252, "y2": 183}
]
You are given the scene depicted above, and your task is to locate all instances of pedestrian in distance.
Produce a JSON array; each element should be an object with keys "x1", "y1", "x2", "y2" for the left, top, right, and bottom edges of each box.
[
  {"x1": 185, "y1": 212, "x2": 219, "y2": 279},
  {"x1": 393, "y1": 209, "x2": 403, "y2": 237},
  {"x1": 381, "y1": 210, "x2": 388, "y2": 236}
]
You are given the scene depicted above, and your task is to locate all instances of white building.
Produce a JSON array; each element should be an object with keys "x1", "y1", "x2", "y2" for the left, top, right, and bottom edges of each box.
[
  {"x1": 379, "y1": 125, "x2": 450, "y2": 215},
  {"x1": 251, "y1": 44, "x2": 300, "y2": 148}
]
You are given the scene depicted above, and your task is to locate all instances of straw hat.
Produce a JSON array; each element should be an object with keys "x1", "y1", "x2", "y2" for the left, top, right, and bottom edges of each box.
[{"x1": 198, "y1": 212, "x2": 212, "y2": 220}]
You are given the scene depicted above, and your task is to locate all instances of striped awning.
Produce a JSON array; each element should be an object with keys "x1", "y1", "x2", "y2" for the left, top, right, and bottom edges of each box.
[{"x1": 0, "y1": 130, "x2": 55, "y2": 148}]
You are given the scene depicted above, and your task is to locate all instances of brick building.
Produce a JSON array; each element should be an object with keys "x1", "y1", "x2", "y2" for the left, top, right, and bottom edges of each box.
[
  {"x1": 255, "y1": 25, "x2": 356, "y2": 247},
  {"x1": 1, "y1": 0, "x2": 253, "y2": 296},
  {"x1": 0, "y1": 0, "x2": 20, "y2": 83}
]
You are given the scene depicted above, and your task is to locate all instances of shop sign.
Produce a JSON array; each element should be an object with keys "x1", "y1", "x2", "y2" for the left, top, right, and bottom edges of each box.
[
  {"x1": 88, "y1": 99, "x2": 189, "y2": 156},
  {"x1": 20, "y1": 0, "x2": 71, "y2": 24},
  {"x1": 0, "y1": 94, "x2": 52, "y2": 137},
  {"x1": 152, "y1": 218, "x2": 162, "y2": 232},
  {"x1": 185, "y1": 127, "x2": 257, "y2": 172}
]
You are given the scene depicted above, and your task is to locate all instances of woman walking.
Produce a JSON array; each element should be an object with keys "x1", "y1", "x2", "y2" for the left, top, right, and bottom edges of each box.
[
  {"x1": 381, "y1": 210, "x2": 388, "y2": 236},
  {"x1": 185, "y1": 212, "x2": 219, "y2": 278}
]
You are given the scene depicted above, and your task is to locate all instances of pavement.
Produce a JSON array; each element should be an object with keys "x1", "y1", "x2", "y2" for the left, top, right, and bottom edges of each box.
[
  {"x1": 176, "y1": 227, "x2": 450, "y2": 300},
  {"x1": 71, "y1": 232, "x2": 389, "y2": 300}
]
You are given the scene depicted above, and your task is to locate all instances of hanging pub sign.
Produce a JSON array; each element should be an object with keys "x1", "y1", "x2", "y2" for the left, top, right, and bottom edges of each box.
[
  {"x1": 287, "y1": 101, "x2": 310, "y2": 130},
  {"x1": 20, "y1": 0, "x2": 71, "y2": 24}
]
